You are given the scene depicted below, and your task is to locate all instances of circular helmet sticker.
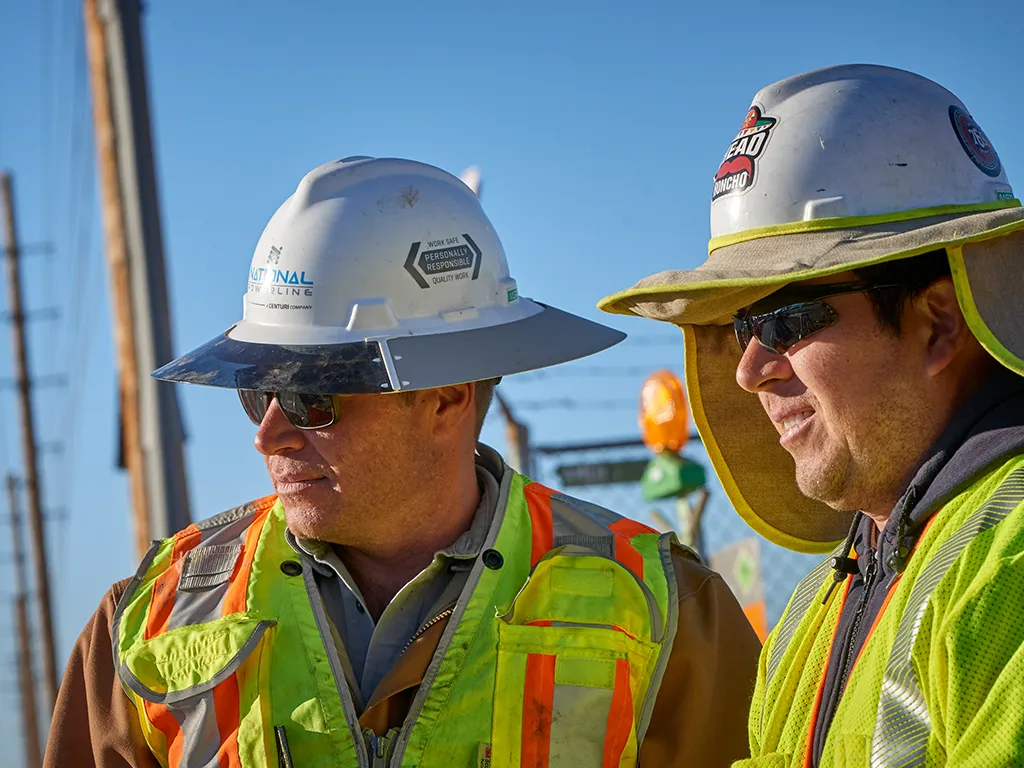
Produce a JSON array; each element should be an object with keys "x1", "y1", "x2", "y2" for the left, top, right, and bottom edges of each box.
[{"x1": 949, "y1": 105, "x2": 1001, "y2": 178}]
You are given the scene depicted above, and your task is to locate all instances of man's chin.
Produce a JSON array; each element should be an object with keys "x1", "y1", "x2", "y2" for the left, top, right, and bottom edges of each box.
[
  {"x1": 278, "y1": 496, "x2": 337, "y2": 540},
  {"x1": 793, "y1": 461, "x2": 849, "y2": 510}
]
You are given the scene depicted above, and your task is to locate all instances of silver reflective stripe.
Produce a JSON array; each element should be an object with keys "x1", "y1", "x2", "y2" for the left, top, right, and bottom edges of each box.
[
  {"x1": 553, "y1": 534, "x2": 615, "y2": 559},
  {"x1": 871, "y1": 467, "x2": 1024, "y2": 768},
  {"x1": 111, "y1": 540, "x2": 164, "y2": 683},
  {"x1": 635, "y1": 533, "x2": 680, "y2": 746},
  {"x1": 760, "y1": 546, "x2": 840, "y2": 734},
  {"x1": 179, "y1": 544, "x2": 242, "y2": 592},
  {"x1": 766, "y1": 549, "x2": 839, "y2": 684},
  {"x1": 173, "y1": 689, "x2": 220, "y2": 766},
  {"x1": 549, "y1": 680, "x2": 614, "y2": 766}
]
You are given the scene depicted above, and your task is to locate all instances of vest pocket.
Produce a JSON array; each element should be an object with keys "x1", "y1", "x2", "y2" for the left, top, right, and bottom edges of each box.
[
  {"x1": 489, "y1": 551, "x2": 659, "y2": 768},
  {"x1": 117, "y1": 613, "x2": 277, "y2": 766}
]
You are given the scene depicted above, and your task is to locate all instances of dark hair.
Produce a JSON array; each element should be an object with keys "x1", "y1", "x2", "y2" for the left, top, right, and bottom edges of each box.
[{"x1": 852, "y1": 249, "x2": 952, "y2": 334}]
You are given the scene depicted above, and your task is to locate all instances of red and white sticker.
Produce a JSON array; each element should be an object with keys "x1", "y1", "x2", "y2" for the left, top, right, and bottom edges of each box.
[
  {"x1": 713, "y1": 105, "x2": 778, "y2": 201},
  {"x1": 949, "y1": 105, "x2": 1001, "y2": 178}
]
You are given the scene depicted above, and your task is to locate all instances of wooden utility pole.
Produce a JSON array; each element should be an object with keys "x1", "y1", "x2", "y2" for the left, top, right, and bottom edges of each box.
[
  {"x1": 84, "y1": 0, "x2": 149, "y2": 558},
  {"x1": 495, "y1": 391, "x2": 532, "y2": 476},
  {"x1": 9, "y1": 474, "x2": 43, "y2": 768},
  {"x1": 85, "y1": 0, "x2": 190, "y2": 558},
  {"x1": 0, "y1": 172, "x2": 59, "y2": 712}
]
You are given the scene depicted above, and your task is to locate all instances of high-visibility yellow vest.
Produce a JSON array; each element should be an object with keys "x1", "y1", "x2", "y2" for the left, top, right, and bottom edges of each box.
[
  {"x1": 113, "y1": 470, "x2": 682, "y2": 768},
  {"x1": 736, "y1": 455, "x2": 1024, "y2": 768}
]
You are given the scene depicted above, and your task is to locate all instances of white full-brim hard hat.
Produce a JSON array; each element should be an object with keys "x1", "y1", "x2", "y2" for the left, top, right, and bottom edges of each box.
[
  {"x1": 600, "y1": 64, "x2": 1024, "y2": 553},
  {"x1": 154, "y1": 157, "x2": 624, "y2": 393}
]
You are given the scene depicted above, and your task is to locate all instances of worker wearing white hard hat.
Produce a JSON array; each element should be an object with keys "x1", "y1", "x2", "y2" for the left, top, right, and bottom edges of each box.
[
  {"x1": 602, "y1": 65, "x2": 1024, "y2": 766},
  {"x1": 46, "y1": 157, "x2": 760, "y2": 768}
]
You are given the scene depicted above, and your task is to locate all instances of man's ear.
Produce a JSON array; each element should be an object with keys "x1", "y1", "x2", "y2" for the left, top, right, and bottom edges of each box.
[
  {"x1": 916, "y1": 277, "x2": 970, "y2": 377},
  {"x1": 430, "y1": 384, "x2": 475, "y2": 436}
]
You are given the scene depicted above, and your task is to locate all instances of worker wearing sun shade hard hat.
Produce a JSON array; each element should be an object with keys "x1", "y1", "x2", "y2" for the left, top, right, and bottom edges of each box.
[
  {"x1": 601, "y1": 64, "x2": 1024, "y2": 767},
  {"x1": 44, "y1": 157, "x2": 761, "y2": 768}
]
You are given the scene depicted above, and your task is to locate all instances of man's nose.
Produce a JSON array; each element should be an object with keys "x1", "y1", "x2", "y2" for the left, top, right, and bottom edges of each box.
[
  {"x1": 735, "y1": 338, "x2": 794, "y2": 392},
  {"x1": 254, "y1": 398, "x2": 305, "y2": 456}
]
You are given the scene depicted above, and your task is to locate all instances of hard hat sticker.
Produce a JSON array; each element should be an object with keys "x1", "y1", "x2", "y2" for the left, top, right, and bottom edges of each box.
[
  {"x1": 404, "y1": 234, "x2": 483, "y2": 289},
  {"x1": 949, "y1": 105, "x2": 1001, "y2": 178},
  {"x1": 248, "y1": 260, "x2": 315, "y2": 303},
  {"x1": 713, "y1": 106, "x2": 778, "y2": 201}
]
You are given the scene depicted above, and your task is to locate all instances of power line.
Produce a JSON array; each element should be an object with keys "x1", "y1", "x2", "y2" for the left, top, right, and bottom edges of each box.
[
  {"x1": 622, "y1": 334, "x2": 685, "y2": 347},
  {"x1": 51, "y1": 1, "x2": 96, "y2": 559},
  {"x1": 509, "y1": 365, "x2": 679, "y2": 382},
  {"x1": 513, "y1": 398, "x2": 637, "y2": 412}
]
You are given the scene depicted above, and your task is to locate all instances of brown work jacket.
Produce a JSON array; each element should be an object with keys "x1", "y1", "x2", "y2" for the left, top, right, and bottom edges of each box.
[{"x1": 44, "y1": 551, "x2": 760, "y2": 767}]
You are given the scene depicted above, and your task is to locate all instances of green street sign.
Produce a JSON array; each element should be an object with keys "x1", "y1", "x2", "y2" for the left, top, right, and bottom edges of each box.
[
  {"x1": 640, "y1": 452, "x2": 706, "y2": 501},
  {"x1": 556, "y1": 459, "x2": 649, "y2": 487}
]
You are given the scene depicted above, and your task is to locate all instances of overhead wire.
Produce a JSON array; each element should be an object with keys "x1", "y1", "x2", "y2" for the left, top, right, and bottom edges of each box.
[
  {"x1": 512, "y1": 398, "x2": 637, "y2": 412},
  {"x1": 621, "y1": 333, "x2": 685, "y2": 347},
  {"x1": 39, "y1": 0, "x2": 60, "y2": 384},
  {"x1": 509, "y1": 364, "x2": 680, "y2": 382},
  {"x1": 52, "y1": 0, "x2": 97, "y2": 592}
]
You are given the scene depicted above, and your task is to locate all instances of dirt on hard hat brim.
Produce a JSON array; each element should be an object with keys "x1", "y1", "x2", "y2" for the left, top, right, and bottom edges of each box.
[
  {"x1": 153, "y1": 301, "x2": 626, "y2": 394},
  {"x1": 598, "y1": 204, "x2": 1024, "y2": 553}
]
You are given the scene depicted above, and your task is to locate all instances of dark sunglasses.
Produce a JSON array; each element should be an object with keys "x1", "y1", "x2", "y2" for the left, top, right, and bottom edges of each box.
[
  {"x1": 733, "y1": 281, "x2": 901, "y2": 354},
  {"x1": 237, "y1": 390, "x2": 339, "y2": 429}
]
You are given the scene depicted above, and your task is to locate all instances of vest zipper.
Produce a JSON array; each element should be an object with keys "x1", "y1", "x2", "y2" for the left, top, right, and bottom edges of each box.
[
  {"x1": 363, "y1": 727, "x2": 398, "y2": 767},
  {"x1": 839, "y1": 553, "x2": 877, "y2": 689},
  {"x1": 817, "y1": 552, "x2": 878, "y2": 763},
  {"x1": 401, "y1": 606, "x2": 455, "y2": 654}
]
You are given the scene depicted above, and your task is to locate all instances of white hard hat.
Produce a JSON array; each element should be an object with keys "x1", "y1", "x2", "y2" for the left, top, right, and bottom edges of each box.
[
  {"x1": 155, "y1": 157, "x2": 624, "y2": 393},
  {"x1": 711, "y1": 66, "x2": 1014, "y2": 239},
  {"x1": 601, "y1": 65, "x2": 1024, "y2": 553}
]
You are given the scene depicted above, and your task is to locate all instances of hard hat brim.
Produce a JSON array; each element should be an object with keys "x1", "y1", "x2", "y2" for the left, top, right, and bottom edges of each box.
[{"x1": 153, "y1": 301, "x2": 625, "y2": 393}]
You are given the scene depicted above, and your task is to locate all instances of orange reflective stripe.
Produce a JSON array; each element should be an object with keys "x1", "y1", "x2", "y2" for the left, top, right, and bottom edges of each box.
[
  {"x1": 608, "y1": 518, "x2": 657, "y2": 538},
  {"x1": 213, "y1": 498, "x2": 274, "y2": 765},
  {"x1": 144, "y1": 699, "x2": 183, "y2": 768},
  {"x1": 521, "y1": 653, "x2": 555, "y2": 767},
  {"x1": 803, "y1": 573, "x2": 854, "y2": 768},
  {"x1": 213, "y1": 676, "x2": 242, "y2": 768},
  {"x1": 222, "y1": 497, "x2": 275, "y2": 616},
  {"x1": 523, "y1": 483, "x2": 555, "y2": 567},
  {"x1": 602, "y1": 659, "x2": 633, "y2": 768},
  {"x1": 145, "y1": 524, "x2": 201, "y2": 640},
  {"x1": 609, "y1": 519, "x2": 654, "y2": 580}
]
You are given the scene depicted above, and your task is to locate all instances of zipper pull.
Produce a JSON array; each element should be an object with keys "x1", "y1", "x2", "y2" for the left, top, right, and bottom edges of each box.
[{"x1": 363, "y1": 728, "x2": 395, "y2": 767}]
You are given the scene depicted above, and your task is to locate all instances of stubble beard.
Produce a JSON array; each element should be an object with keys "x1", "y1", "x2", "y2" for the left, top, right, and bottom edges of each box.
[{"x1": 793, "y1": 441, "x2": 852, "y2": 511}]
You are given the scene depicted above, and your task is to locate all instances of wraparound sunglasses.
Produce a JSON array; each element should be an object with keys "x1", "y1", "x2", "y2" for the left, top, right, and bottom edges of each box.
[
  {"x1": 238, "y1": 390, "x2": 339, "y2": 429},
  {"x1": 733, "y1": 280, "x2": 901, "y2": 354}
]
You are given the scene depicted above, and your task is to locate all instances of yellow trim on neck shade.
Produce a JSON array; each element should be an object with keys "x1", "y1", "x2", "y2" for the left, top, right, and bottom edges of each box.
[
  {"x1": 947, "y1": 245, "x2": 1024, "y2": 377},
  {"x1": 708, "y1": 200, "x2": 1021, "y2": 255}
]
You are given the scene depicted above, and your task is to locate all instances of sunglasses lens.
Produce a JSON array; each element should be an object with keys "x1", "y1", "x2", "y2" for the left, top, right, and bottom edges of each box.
[
  {"x1": 737, "y1": 302, "x2": 837, "y2": 353},
  {"x1": 238, "y1": 390, "x2": 271, "y2": 426},
  {"x1": 733, "y1": 316, "x2": 754, "y2": 350},
  {"x1": 278, "y1": 391, "x2": 336, "y2": 429}
]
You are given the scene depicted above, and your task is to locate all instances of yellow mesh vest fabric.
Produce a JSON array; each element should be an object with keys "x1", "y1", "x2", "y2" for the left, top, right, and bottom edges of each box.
[
  {"x1": 740, "y1": 454, "x2": 1024, "y2": 768},
  {"x1": 113, "y1": 474, "x2": 676, "y2": 768}
]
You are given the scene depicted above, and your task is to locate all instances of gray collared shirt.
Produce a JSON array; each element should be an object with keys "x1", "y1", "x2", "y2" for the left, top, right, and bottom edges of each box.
[{"x1": 293, "y1": 455, "x2": 500, "y2": 706}]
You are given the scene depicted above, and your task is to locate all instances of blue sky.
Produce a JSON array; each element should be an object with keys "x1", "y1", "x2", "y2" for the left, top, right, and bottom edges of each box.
[{"x1": 0, "y1": 0, "x2": 1022, "y2": 762}]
